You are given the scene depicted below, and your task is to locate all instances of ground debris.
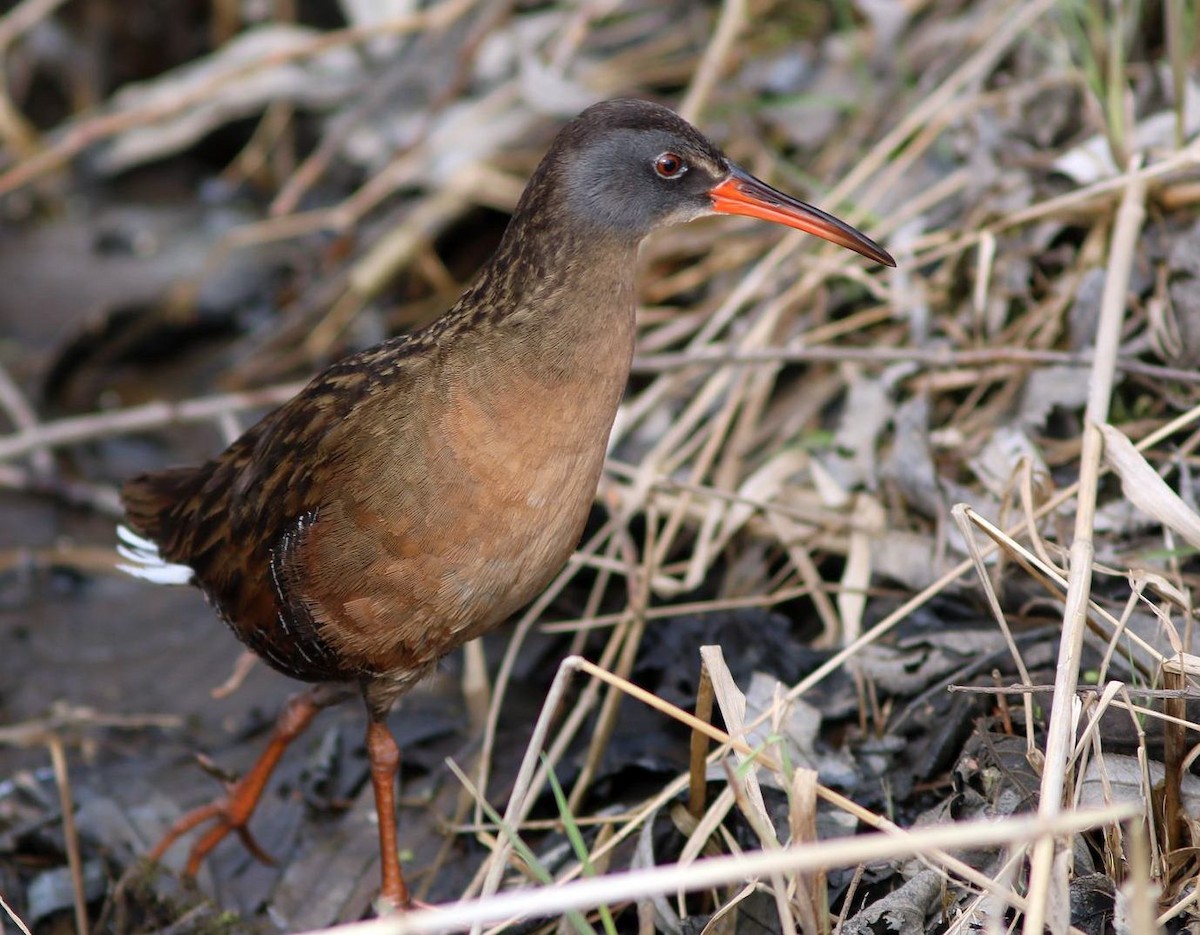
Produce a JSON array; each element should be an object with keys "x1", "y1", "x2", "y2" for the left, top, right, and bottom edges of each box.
[{"x1": 3, "y1": 0, "x2": 1200, "y2": 931}]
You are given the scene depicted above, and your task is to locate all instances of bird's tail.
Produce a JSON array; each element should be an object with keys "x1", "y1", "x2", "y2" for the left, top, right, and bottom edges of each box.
[
  {"x1": 117, "y1": 467, "x2": 203, "y2": 585},
  {"x1": 120, "y1": 467, "x2": 201, "y2": 540}
]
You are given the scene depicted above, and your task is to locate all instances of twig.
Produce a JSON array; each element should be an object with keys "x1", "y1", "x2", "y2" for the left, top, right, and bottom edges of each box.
[
  {"x1": 0, "y1": 464, "x2": 123, "y2": 516},
  {"x1": 0, "y1": 363, "x2": 52, "y2": 475},
  {"x1": 47, "y1": 735, "x2": 88, "y2": 935},
  {"x1": 0, "y1": 0, "x2": 70, "y2": 51},
  {"x1": 677, "y1": 0, "x2": 746, "y2": 123},
  {"x1": 630, "y1": 344, "x2": 1200, "y2": 385},
  {"x1": 209, "y1": 650, "x2": 259, "y2": 699},
  {"x1": 687, "y1": 663, "x2": 715, "y2": 819},
  {"x1": 1023, "y1": 157, "x2": 1147, "y2": 934},
  {"x1": 948, "y1": 683, "x2": 1200, "y2": 700},
  {"x1": 0, "y1": 382, "x2": 303, "y2": 462},
  {"x1": 0, "y1": 704, "x2": 181, "y2": 747},
  {"x1": 300, "y1": 806, "x2": 1136, "y2": 935},
  {"x1": 0, "y1": 890, "x2": 33, "y2": 935},
  {"x1": 952, "y1": 504, "x2": 1038, "y2": 756}
]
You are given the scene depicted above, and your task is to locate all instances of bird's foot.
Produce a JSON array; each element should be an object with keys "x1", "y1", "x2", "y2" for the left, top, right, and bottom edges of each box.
[
  {"x1": 148, "y1": 688, "x2": 331, "y2": 879},
  {"x1": 148, "y1": 777, "x2": 277, "y2": 878}
]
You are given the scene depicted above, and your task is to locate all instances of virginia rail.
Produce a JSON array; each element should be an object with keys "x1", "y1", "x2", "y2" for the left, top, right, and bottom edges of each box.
[{"x1": 118, "y1": 99, "x2": 894, "y2": 910}]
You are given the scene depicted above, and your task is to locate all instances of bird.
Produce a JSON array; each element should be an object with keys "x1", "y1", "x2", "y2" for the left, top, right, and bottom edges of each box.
[{"x1": 117, "y1": 98, "x2": 894, "y2": 911}]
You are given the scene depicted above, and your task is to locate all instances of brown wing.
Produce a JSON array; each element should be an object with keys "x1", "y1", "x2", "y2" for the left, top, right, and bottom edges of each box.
[{"x1": 120, "y1": 335, "x2": 435, "y2": 683}]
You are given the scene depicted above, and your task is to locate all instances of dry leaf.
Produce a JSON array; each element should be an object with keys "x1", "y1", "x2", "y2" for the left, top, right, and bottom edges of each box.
[{"x1": 1100, "y1": 423, "x2": 1200, "y2": 550}]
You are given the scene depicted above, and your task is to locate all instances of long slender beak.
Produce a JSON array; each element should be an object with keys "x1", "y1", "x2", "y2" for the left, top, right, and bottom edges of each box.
[{"x1": 709, "y1": 165, "x2": 895, "y2": 268}]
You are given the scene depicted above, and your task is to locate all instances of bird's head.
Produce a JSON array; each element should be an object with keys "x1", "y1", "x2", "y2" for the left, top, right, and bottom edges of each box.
[{"x1": 537, "y1": 99, "x2": 894, "y2": 267}]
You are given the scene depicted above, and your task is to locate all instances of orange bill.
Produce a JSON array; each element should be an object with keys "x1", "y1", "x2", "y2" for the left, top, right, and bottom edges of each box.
[{"x1": 710, "y1": 165, "x2": 895, "y2": 267}]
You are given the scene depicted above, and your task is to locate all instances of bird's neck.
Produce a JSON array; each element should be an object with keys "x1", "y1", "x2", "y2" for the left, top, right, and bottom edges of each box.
[{"x1": 445, "y1": 209, "x2": 641, "y2": 377}]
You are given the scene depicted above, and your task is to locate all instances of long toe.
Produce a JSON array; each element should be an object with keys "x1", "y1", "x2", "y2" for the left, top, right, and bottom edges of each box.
[
  {"x1": 148, "y1": 800, "x2": 225, "y2": 866},
  {"x1": 149, "y1": 794, "x2": 277, "y2": 879}
]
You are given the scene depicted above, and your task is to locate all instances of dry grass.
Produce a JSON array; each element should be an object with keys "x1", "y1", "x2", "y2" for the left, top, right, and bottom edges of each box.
[{"x1": 1, "y1": 0, "x2": 1200, "y2": 932}]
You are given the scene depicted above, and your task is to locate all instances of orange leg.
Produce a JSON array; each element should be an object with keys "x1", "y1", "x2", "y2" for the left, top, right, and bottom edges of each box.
[
  {"x1": 366, "y1": 718, "x2": 411, "y2": 910},
  {"x1": 150, "y1": 685, "x2": 345, "y2": 876}
]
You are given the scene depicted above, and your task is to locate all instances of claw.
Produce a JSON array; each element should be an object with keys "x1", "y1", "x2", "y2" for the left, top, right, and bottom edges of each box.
[
  {"x1": 234, "y1": 825, "x2": 277, "y2": 867},
  {"x1": 194, "y1": 752, "x2": 239, "y2": 785}
]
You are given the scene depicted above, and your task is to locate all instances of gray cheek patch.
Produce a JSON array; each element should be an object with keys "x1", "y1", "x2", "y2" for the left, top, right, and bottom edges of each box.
[
  {"x1": 562, "y1": 133, "x2": 654, "y2": 232},
  {"x1": 562, "y1": 128, "x2": 722, "y2": 235}
]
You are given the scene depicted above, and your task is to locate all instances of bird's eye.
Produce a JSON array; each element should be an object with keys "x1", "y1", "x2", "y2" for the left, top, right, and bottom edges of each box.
[{"x1": 654, "y1": 152, "x2": 687, "y2": 179}]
